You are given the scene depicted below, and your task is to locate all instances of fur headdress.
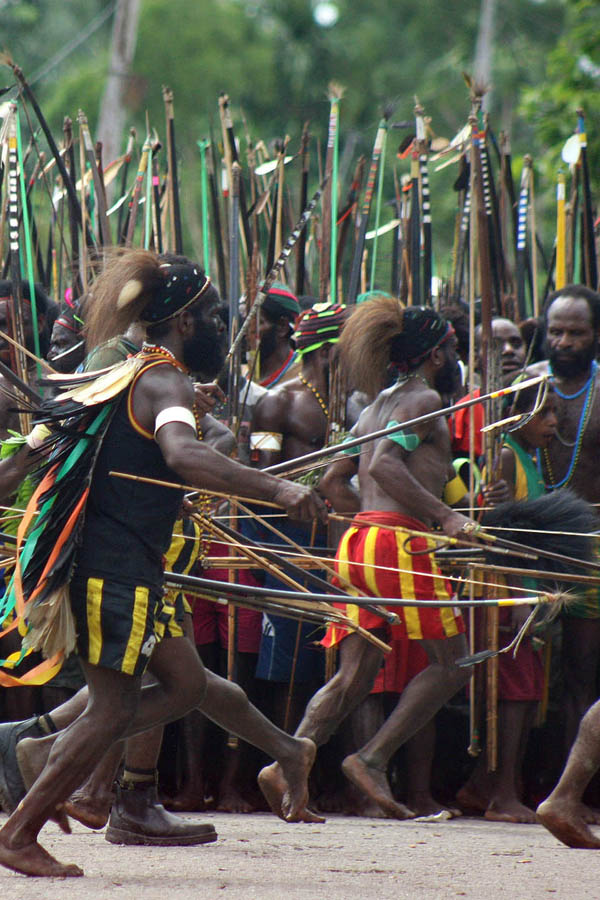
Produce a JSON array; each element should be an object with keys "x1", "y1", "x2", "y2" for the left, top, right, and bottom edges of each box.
[
  {"x1": 338, "y1": 296, "x2": 452, "y2": 397},
  {"x1": 84, "y1": 249, "x2": 210, "y2": 350}
]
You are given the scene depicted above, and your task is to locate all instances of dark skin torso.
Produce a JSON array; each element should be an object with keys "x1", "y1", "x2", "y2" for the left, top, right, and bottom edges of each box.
[
  {"x1": 122, "y1": 306, "x2": 326, "y2": 525},
  {"x1": 357, "y1": 380, "x2": 453, "y2": 516},
  {"x1": 252, "y1": 344, "x2": 341, "y2": 472},
  {"x1": 530, "y1": 360, "x2": 600, "y2": 502},
  {"x1": 321, "y1": 371, "x2": 470, "y2": 537},
  {"x1": 252, "y1": 375, "x2": 328, "y2": 469}
]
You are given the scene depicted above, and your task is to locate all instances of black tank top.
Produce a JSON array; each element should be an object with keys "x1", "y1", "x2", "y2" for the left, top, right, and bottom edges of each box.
[{"x1": 74, "y1": 361, "x2": 191, "y2": 588}]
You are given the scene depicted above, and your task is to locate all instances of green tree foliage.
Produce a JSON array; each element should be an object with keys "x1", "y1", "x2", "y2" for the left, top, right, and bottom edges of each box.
[
  {"x1": 2, "y1": 0, "x2": 594, "y2": 282},
  {"x1": 520, "y1": 0, "x2": 600, "y2": 191}
]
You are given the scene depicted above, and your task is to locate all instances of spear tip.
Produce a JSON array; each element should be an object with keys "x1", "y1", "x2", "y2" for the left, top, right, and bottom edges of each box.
[
  {"x1": 382, "y1": 102, "x2": 395, "y2": 121},
  {"x1": 0, "y1": 51, "x2": 15, "y2": 71},
  {"x1": 327, "y1": 81, "x2": 345, "y2": 101}
]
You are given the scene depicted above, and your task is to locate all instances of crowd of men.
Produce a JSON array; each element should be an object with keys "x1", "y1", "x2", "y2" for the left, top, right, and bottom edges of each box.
[{"x1": 0, "y1": 258, "x2": 598, "y2": 876}]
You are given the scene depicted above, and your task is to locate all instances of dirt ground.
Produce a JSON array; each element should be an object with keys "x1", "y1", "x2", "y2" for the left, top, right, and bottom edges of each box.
[{"x1": 1, "y1": 810, "x2": 597, "y2": 899}]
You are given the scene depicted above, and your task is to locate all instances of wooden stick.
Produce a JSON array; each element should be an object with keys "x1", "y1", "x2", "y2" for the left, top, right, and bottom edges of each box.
[
  {"x1": 467, "y1": 567, "x2": 481, "y2": 757},
  {"x1": 226, "y1": 497, "x2": 238, "y2": 750},
  {"x1": 174, "y1": 580, "x2": 391, "y2": 654},
  {"x1": 486, "y1": 578, "x2": 499, "y2": 772},
  {"x1": 0, "y1": 330, "x2": 55, "y2": 374},
  {"x1": 232, "y1": 499, "x2": 396, "y2": 626},
  {"x1": 194, "y1": 514, "x2": 309, "y2": 594},
  {"x1": 110, "y1": 471, "x2": 281, "y2": 507}
]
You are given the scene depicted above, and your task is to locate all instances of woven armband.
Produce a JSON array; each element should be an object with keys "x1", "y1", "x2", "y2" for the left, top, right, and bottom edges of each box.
[
  {"x1": 154, "y1": 406, "x2": 197, "y2": 437},
  {"x1": 386, "y1": 421, "x2": 421, "y2": 452},
  {"x1": 443, "y1": 472, "x2": 468, "y2": 505},
  {"x1": 249, "y1": 432, "x2": 283, "y2": 451}
]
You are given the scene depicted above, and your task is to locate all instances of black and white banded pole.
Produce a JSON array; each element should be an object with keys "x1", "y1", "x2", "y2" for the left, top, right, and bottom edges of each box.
[{"x1": 219, "y1": 176, "x2": 327, "y2": 375}]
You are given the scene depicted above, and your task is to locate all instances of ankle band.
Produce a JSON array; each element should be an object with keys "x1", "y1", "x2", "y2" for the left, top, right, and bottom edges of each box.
[
  {"x1": 122, "y1": 767, "x2": 157, "y2": 785},
  {"x1": 38, "y1": 713, "x2": 58, "y2": 735}
]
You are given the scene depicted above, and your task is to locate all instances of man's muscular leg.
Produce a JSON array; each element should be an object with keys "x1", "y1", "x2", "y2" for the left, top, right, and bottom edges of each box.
[
  {"x1": 0, "y1": 664, "x2": 141, "y2": 877},
  {"x1": 259, "y1": 631, "x2": 386, "y2": 821},
  {"x1": 0, "y1": 637, "x2": 206, "y2": 877},
  {"x1": 18, "y1": 636, "x2": 206, "y2": 801},
  {"x1": 295, "y1": 633, "x2": 385, "y2": 744},
  {"x1": 537, "y1": 699, "x2": 600, "y2": 848},
  {"x1": 16, "y1": 629, "x2": 316, "y2": 825},
  {"x1": 342, "y1": 632, "x2": 469, "y2": 818}
]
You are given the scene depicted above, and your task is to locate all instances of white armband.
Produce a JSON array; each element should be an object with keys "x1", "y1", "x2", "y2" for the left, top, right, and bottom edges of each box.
[
  {"x1": 26, "y1": 423, "x2": 52, "y2": 449},
  {"x1": 154, "y1": 406, "x2": 197, "y2": 438},
  {"x1": 249, "y1": 431, "x2": 283, "y2": 451}
]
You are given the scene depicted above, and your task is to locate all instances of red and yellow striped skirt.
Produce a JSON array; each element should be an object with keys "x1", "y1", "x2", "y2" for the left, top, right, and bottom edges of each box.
[{"x1": 323, "y1": 511, "x2": 464, "y2": 648}]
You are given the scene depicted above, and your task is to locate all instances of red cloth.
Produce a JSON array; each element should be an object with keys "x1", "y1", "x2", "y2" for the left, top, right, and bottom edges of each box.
[
  {"x1": 496, "y1": 609, "x2": 544, "y2": 701},
  {"x1": 192, "y1": 541, "x2": 262, "y2": 653},
  {"x1": 322, "y1": 511, "x2": 464, "y2": 648},
  {"x1": 371, "y1": 636, "x2": 429, "y2": 694},
  {"x1": 450, "y1": 389, "x2": 484, "y2": 458},
  {"x1": 469, "y1": 607, "x2": 544, "y2": 702}
]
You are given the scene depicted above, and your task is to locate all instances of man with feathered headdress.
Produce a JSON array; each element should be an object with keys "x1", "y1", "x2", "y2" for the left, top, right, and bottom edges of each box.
[
  {"x1": 259, "y1": 295, "x2": 476, "y2": 821},
  {"x1": 0, "y1": 249, "x2": 326, "y2": 877}
]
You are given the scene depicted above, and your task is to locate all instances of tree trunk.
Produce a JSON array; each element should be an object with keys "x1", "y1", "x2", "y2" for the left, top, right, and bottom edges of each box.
[
  {"x1": 474, "y1": 0, "x2": 496, "y2": 110},
  {"x1": 97, "y1": 0, "x2": 141, "y2": 184}
]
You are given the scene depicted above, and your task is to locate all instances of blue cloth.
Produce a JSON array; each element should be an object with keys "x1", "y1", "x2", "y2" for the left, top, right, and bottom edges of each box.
[{"x1": 253, "y1": 518, "x2": 326, "y2": 683}]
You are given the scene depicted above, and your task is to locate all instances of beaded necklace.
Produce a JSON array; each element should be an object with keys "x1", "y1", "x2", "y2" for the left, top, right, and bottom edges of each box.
[
  {"x1": 299, "y1": 374, "x2": 329, "y2": 416},
  {"x1": 397, "y1": 371, "x2": 431, "y2": 390},
  {"x1": 142, "y1": 342, "x2": 190, "y2": 375},
  {"x1": 537, "y1": 361, "x2": 597, "y2": 489}
]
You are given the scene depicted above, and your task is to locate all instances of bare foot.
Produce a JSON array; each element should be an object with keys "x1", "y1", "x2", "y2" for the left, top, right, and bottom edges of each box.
[
  {"x1": 485, "y1": 798, "x2": 537, "y2": 824},
  {"x1": 0, "y1": 835, "x2": 83, "y2": 877},
  {"x1": 281, "y1": 738, "x2": 324, "y2": 823},
  {"x1": 257, "y1": 761, "x2": 285, "y2": 817},
  {"x1": 51, "y1": 805, "x2": 72, "y2": 835},
  {"x1": 537, "y1": 796, "x2": 600, "y2": 848},
  {"x1": 258, "y1": 739, "x2": 325, "y2": 824},
  {"x1": 341, "y1": 753, "x2": 415, "y2": 820},
  {"x1": 216, "y1": 788, "x2": 257, "y2": 814},
  {"x1": 63, "y1": 791, "x2": 113, "y2": 829},
  {"x1": 455, "y1": 784, "x2": 489, "y2": 815}
]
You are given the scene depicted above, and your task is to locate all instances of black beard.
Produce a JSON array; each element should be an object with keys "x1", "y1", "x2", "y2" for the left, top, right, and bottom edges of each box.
[
  {"x1": 259, "y1": 325, "x2": 277, "y2": 361},
  {"x1": 434, "y1": 358, "x2": 460, "y2": 396},
  {"x1": 183, "y1": 326, "x2": 225, "y2": 378},
  {"x1": 548, "y1": 341, "x2": 597, "y2": 378}
]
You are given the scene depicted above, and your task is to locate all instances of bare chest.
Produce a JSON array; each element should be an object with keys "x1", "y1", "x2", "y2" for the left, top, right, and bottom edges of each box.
[{"x1": 544, "y1": 386, "x2": 600, "y2": 500}]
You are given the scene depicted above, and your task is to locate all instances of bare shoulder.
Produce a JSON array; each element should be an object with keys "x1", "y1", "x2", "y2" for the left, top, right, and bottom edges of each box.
[
  {"x1": 136, "y1": 362, "x2": 195, "y2": 406},
  {"x1": 388, "y1": 384, "x2": 443, "y2": 421},
  {"x1": 253, "y1": 382, "x2": 291, "y2": 428}
]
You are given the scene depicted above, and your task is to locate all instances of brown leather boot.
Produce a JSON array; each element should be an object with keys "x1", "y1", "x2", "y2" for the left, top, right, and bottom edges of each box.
[{"x1": 105, "y1": 778, "x2": 218, "y2": 846}]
